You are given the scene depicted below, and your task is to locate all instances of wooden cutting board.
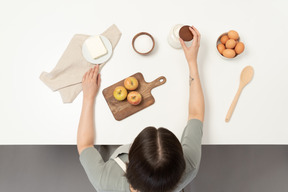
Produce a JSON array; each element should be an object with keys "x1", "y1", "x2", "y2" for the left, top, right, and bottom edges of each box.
[{"x1": 102, "y1": 72, "x2": 167, "y2": 121}]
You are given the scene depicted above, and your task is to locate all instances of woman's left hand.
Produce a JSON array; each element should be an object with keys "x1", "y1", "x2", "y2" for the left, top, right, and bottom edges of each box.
[
  {"x1": 180, "y1": 26, "x2": 201, "y2": 65},
  {"x1": 82, "y1": 65, "x2": 101, "y2": 102}
]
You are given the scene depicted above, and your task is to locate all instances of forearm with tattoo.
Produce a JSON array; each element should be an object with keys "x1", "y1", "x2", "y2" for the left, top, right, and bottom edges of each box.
[{"x1": 189, "y1": 75, "x2": 194, "y2": 85}]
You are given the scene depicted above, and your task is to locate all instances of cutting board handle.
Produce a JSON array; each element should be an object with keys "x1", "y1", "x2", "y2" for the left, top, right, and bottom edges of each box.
[{"x1": 149, "y1": 76, "x2": 167, "y2": 90}]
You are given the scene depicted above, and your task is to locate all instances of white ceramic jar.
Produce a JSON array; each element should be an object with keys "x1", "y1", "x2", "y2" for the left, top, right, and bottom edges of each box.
[{"x1": 167, "y1": 24, "x2": 184, "y2": 49}]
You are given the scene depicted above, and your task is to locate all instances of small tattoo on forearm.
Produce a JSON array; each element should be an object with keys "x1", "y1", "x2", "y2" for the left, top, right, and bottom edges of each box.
[{"x1": 189, "y1": 76, "x2": 194, "y2": 85}]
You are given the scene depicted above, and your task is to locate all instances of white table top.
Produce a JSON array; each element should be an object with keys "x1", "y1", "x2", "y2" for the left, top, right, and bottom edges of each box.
[{"x1": 1, "y1": 0, "x2": 288, "y2": 145}]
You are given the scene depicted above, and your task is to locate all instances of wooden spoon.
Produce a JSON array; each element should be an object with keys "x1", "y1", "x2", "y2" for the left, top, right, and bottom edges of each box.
[{"x1": 225, "y1": 66, "x2": 254, "y2": 122}]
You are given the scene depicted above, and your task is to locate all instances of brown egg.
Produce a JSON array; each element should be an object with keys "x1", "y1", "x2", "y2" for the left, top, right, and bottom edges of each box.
[
  {"x1": 225, "y1": 39, "x2": 236, "y2": 49},
  {"x1": 235, "y1": 42, "x2": 245, "y2": 54},
  {"x1": 220, "y1": 35, "x2": 229, "y2": 44},
  {"x1": 228, "y1": 30, "x2": 239, "y2": 40},
  {"x1": 217, "y1": 43, "x2": 225, "y2": 54},
  {"x1": 223, "y1": 49, "x2": 236, "y2": 58}
]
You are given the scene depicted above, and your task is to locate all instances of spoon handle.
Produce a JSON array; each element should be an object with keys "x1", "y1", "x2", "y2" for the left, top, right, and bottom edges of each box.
[{"x1": 225, "y1": 86, "x2": 243, "y2": 122}]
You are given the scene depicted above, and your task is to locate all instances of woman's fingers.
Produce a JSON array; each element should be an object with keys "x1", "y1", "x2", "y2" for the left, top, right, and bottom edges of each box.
[
  {"x1": 89, "y1": 67, "x2": 95, "y2": 79},
  {"x1": 86, "y1": 68, "x2": 92, "y2": 79},
  {"x1": 97, "y1": 73, "x2": 101, "y2": 87},
  {"x1": 83, "y1": 65, "x2": 100, "y2": 84},
  {"x1": 179, "y1": 38, "x2": 187, "y2": 51},
  {"x1": 189, "y1": 27, "x2": 198, "y2": 46},
  {"x1": 92, "y1": 65, "x2": 99, "y2": 80},
  {"x1": 192, "y1": 26, "x2": 201, "y2": 44},
  {"x1": 192, "y1": 26, "x2": 200, "y2": 37}
]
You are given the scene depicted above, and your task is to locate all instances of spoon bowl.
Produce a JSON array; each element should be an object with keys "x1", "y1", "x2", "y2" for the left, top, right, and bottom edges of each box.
[{"x1": 240, "y1": 66, "x2": 254, "y2": 86}]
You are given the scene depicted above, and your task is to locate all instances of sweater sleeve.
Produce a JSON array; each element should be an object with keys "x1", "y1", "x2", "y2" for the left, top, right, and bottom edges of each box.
[
  {"x1": 181, "y1": 119, "x2": 203, "y2": 171},
  {"x1": 79, "y1": 147, "x2": 130, "y2": 192},
  {"x1": 79, "y1": 147, "x2": 105, "y2": 191},
  {"x1": 173, "y1": 119, "x2": 203, "y2": 191}
]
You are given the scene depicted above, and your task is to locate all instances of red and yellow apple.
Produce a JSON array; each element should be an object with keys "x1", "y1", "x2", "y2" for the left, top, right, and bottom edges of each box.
[
  {"x1": 124, "y1": 77, "x2": 139, "y2": 91},
  {"x1": 127, "y1": 91, "x2": 142, "y2": 105},
  {"x1": 113, "y1": 86, "x2": 127, "y2": 101}
]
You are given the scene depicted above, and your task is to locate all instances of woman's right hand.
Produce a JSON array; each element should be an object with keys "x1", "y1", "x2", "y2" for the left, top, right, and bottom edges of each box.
[
  {"x1": 82, "y1": 65, "x2": 101, "y2": 102},
  {"x1": 180, "y1": 26, "x2": 201, "y2": 65}
]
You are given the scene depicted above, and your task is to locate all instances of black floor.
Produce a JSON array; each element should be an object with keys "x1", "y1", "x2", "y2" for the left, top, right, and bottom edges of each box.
[
  {"x1": 185, "y1": 145, "x2": 288, "y2": 192},
  {"x1": 0, "y1": 145, "x2": 287, "y2": 192}
]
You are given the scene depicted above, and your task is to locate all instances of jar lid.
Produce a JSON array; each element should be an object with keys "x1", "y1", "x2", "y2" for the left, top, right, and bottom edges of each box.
[{"x1": 179, "y1": 25, "x2": 193, "y2": 41}]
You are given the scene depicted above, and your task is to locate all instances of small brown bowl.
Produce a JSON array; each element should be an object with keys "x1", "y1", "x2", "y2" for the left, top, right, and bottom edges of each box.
[{"x1": 132, "y1": 32, "x2": 155, "y2": 55}]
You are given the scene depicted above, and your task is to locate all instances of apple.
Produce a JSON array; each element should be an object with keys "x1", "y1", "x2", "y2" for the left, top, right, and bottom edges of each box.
[
  {"x1": 127, "y1": 91, "x2": 142, "y2": 105},
  {"x1": 124, "y1": 77, "x2": 139, "y2": 90},
  {"x1": 113, "y1": 86, "x2": 128, "y2": 101}
]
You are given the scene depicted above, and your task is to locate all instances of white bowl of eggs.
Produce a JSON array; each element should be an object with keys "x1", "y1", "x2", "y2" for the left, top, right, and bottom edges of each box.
[{"x1": 216, "y1": 30, "x2": 245, "y2": 59}]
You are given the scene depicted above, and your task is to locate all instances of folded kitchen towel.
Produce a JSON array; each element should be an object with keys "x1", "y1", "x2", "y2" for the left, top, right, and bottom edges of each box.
[{"x1": 40, "y1": 24, "x2": 121, "y2": 103}]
